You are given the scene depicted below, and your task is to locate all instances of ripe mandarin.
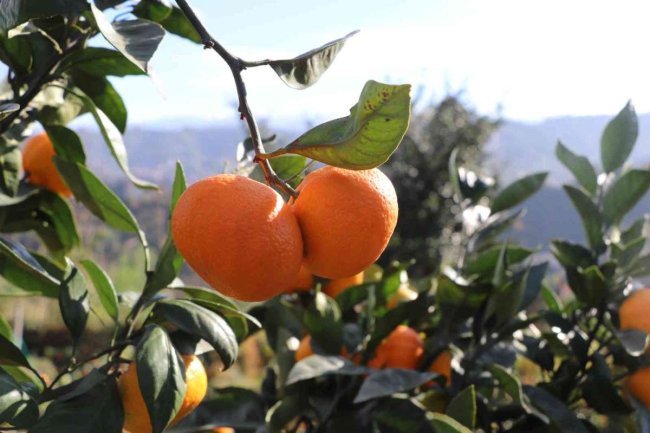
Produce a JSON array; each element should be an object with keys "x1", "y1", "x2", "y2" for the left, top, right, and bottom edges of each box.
[
  {"x1": 22, "y1": 132, "x2": 71, "y2": 197},
  {"x1": 284, "y1": 263, "x2": 314, "y2": 293},
  {"x1": 367, "y1": 325, "x2": 423, "y2": 370},
  {"x1": 427, "y1": 350, "x2": 453, "y2": 384},
  {"x1": 120, "y1": 355, "x2": 207, "y2": 433},
  {"x1": 295, "y1": 335, "x2": 314, "y2": 362},
  {"x1": 323, "y1": 271, "x2": 365, "y2": 298},
  {"x1": 171, "y1": 175, "x2": 303, "y2": 302},
  {"x1": 619, "y1": 288, "x2": 650, "y2": 337},
  {"x1": 292, "y1": 167, "x2": 398, "y2": 279}
]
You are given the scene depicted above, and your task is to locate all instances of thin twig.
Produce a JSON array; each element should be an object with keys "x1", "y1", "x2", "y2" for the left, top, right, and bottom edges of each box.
[{"x1": 174, "y1": 0, "x2": 297, "y2": 198}]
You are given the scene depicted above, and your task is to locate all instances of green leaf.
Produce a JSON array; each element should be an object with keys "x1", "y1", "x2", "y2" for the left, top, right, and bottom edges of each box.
[
  {"x1": 80, "y1": 259, "x2": 119, "y2": 323},
  {"x1": 555, "y1": 141, "x2": 597, "y2": 195},
  {"x1": 525, "y1": 386, "x2": 590, "y2": 433},
  {"x1": 58, "y1": 263, "x2": 89, "y2": 346},
  {"x1": 0, "y1": 146, "x2": 21, "y2": 196},
  {"x1": 59, "y1": 47, "x2": 145, "y2": 77},
  {"x1": 250, "y1": 154, "x2": 307, "y2": 189},
  {"x1": 563, "y1": 185, "x2": 604, "y2": 250},
  {"x1": 72, "y1": 72, "x2": 127, "y2": 133},
  {"x1": 541, "y1": 286, "x2": 562, "y2": 313},
  {"x1": 582, "y1": 354, "x2": 631, "y2": 415},
  {"x1": 269, "y1": 31, "x2": 358, "y2": 90},
  {"x1": 0, "y1": 371, "x2": 38, "y2": 429},
  {"x1": 174, "y1": 286, "x2": 238, "y2": 311},
  {"x1": 53, "y1": 158, "x2": 141, "y2": 233},
  {"x1": 143, "y1": 162, "x2": 186, "y2": 298},
  {"x1": 189, "y1": 298, "x2": 258, "y2": 342},
  {"x1": 0, "y1": 103, "x2": 19, "y2": 121},
  {"x1": 152, "y1": 299, "x2": 238, "y2": 368},
  {"x1": 132, "y1": 0, "x2": 172, "y2": 22},
  {"x1": 613, "y1": 236, "x2": 646, "y2": 268},
  {"x1": 550, "y1": 240, "x2": 594, "y2": 268},
  {"x1": 133, "y1": 2, "x2": 201, "y2": 44},
  {"x1": 601, "y1": 101, "x2": 638, "y2": 173},
  {"x1": 354, "y1": 369, "x2": 437, "y2": 403},
  {"x1": 0, "y1": 237, "x2": 60, "y2": 297},
  {"x1": 491, "y1": 172, "x2": 547, "y2": 214},
  {"x1": 62, "y1": 88, "x2": 156, "y2": 189},
  {"x1": 0, "y1": 0, "x2": 86, "y2": 35},
  {"x1": 602, "y1": 169, "x2": 650, "y2": 225},
  {"x1": 28, "y1": 376, "x2": 123, "y2": 433},
  {"x1": 287, "y1": 354, "x2": 367, "y2": 385},
  {"x1": 566, "y1": 265, "x2": 607, "y2": 307},
  {"x1": 430, "y1": 413, "x2": 473, "y2": 433},
  {"x1": 519, "y1": 262, "x2": 549, "y2": 311},
  {"x1": 464, "y1": 245, "x2": 532, "y2": 276},
  {"x1": 445, "y1": 385, "x2": 476, "y2": 430},
  {"x1": 491, "y1": 243, "x2": 508, "y2": 288},
  {"x1": 472, "y1": 209, "x2": 524, "y2": 249},
  {"x1": 44, "y1": 125, "x2": 86, "y2": 164},
  {"x1": 0, "y1": 333, "x2": 29, "y2": 368},
  {"x1": 135, "y1": 325, "x2": 186, "y2": 433},
  {"x1": 621, "y1": 217, "x2": 648, "y2": 245},
  {"x1": 0, "y1": 316, "x2": 11, "y2": 341},
  {"x1": 91, "y1": 3, "x2": 165, "y2": 73},
  {"x1": 489, "y1": 364, "x2": 527, "y2": 409},
  {"x1": 264, "y1": 80, "x2": 411, "y2": 169},
  {"x1": 303, "y1": 292, "x2": 343, "y2": 354}
]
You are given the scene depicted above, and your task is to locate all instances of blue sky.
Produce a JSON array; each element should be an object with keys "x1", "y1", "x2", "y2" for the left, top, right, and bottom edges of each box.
[{"x1": 10, "y1": 1, "x2": 650, "y2": 126}]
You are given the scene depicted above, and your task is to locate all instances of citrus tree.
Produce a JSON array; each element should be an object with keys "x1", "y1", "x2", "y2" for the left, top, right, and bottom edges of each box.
[{"x1": 0, "y1": 0, "x2": 411, "y2": 432}]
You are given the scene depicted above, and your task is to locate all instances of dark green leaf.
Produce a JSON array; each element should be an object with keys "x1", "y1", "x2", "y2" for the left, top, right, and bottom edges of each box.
[
  {"x1": 566, "y1": 265, "x2": 607, "y2": 307},
  {"x1": 143, "y1": 162, "x2": 186, "y2": 298},
  {"x1": 136, "y1": 325, "x2": 185, "y2": 433},
  {"x1": 0, "y1": 103, "x2": 19, "y2": 121},
  {"x1": 583, "y1": 354, "x2": 631, "y2": 415},
  {"x1": 489, "y1": 364, "x2": 527, "y2": 408},
  {"x1": 265, "y1": 80, "x2": 411, "y2": 169},
  {"x1": 445, "y1": 385, "x2": 476, "y2": 430},
  {"x1": 464, "y1": 245, "x2": 532, "y2": 276},
  {"x1": 621, "y1": 217, "x2": 648, "y2": 245},
  {"x1": 134, "y1": 3, "x2": 201, "y2": 43},
  {"x1": 58, "y1": 264, "x2": 89, "y2": 345},
  {"x1": 550, "y1": 240, "x2": 594, "y2": 268},
  {"x1": 59, "y1": 47, "x2": 145, "y2": 77},
  {"x1": 152, "y1": 299, "x2": 238, "y2": 368},
  {"x1": 525, "y1": 386, "x2": 590, "y2": 433},
  {"x1": 472, "y1": 209, "x2": 524, "y2": 249},
  {"x1": 53, "y1": 158, "x2": 141, "y2": 232},
  {"x1": 375, "y1": 398, "x2": 436, "y2": 433},
  {"x1": 541, "y1": 286, "x2": 562, "y2": 313},
  {"x1": 555, "y1": 141, "x2": 597, "y2": 195},
  {"x1": 303, "y1": 292, "x2": 343, "y2": 354},
  {"x1": 0, "y1": 370, "x2": 38, "y2": 429},
  {"x1": 0, "y1": 0, "x2": 86, "y2": 35},
  {"x1": 0, "y1": 334, "x2": 29, "y2": 368},
  {"x1": 555, "y1": 141, "x2": 598, "y2": 196},
  {"x1": 601, "y1": 101, "x2": 638, "y2": 173},
  {"x1": 563, "y1": 185, "x2": 603, "y2": 250},
  {"x1": 0, "y1": 316, "x2": 11, "y2": 340},
  {"x1": 62, "y1": 88, "x2": 156, "y2": 189},
  {"x1": 354, "y1": 369, "x2": 437, "y2": 403},
  {"x1": 175, "y1": 286, "x2": 238, "y2": 310},
  {"x1": 72, "y1": 72, "x2": 127, "y2": 133},
  {"x1": 132, "y1": 0, "x2": 172, "y2": 22},
  {"x1": 287, "y1": 354, "x2": 367, "y2": 385},
  {"x1": 44, "y1": 125, "x2": 86, "y2": 164},
  {"x1": 613, "y1": 236, "x2": 646, "y2": 268},
  {"x1": 491, "y1": 172, "x2": 547, "y2": 214},
  {"x1": 80, "y1": 259, "x2": 118, "y2": 323},
  {"x1": 269, "y1": 31, "x2": 358, "y2": 90},
  {"x1": 491, "y1": 243, "x2": 508, "y2": 287},
  {"x1": 266, "y1": 394, "x2": 309, "y2": 433},
  {"x1": 0, "y1": 237, "x2": 60, "y2": 297},
  {"x1": 29, "y1": 376, "x2": 123, "y2": 433},
  {"x1": 603, "y1": 169, "x2": 650, "y2": 225},
  {"x1": 91, "y1": 3, "x2": 165, "y2": 73},
  {"x1": 430, "y1": 413, "x2": 472, "y2": 433},
  {"x1": 519, "y1": 262, "x2": 548, "y2": 311},
  {"x1": 0, "y1": 146, "x2": 21, "y2": 196}
]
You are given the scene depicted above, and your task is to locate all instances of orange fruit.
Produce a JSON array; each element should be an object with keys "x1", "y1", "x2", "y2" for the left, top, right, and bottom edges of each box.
[
  {"x1": 427, "y1": 350, "x2": 452, "y2": 384},
  {"x1": 171, "y1": 175, "x2": 303, "y2": 302},
  {"x1": 22, "y1": 132, "x2": 71, "y2": 197},
  {"x1": 295, "y1": 335, "x2": 314, "y2": 362},
  {"x1": 627, "y1": 367, "x2": 650, "y2": 408},
  {"x1": 367, "y1": 325, "x2": 423, "y2": 369},
  {"x1": 292, "y1": 167, "x2": 398, "y2": 279},
  {"x1": 323, "y1": 271, "x2": 364, "y2": 298},
  {"x1": 619, "y1": 289, "x2": 650, "y2": 338},
  {"x1": 284, "y1": 263, "x2": 314, "y2": 293},
  {"x1": 211, "y1": 428, "x2": 235, "y2": 433},
  {"x1": 120, "y1": 355, "x2": 208, "y2": 433},
  {"x1": 387, "y1": 284, "x2": 417, "y2": 309}
]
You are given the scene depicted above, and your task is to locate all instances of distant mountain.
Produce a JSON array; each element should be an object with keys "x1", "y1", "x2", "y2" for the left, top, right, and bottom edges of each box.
[{"x1": 487, "y1": 114, "x2": 650, "y2": 184}]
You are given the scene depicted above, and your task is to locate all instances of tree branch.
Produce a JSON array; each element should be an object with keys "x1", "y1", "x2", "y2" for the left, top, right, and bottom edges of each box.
[{"x1": 174, "y1": 0, "x2": 297, "y2": 198}]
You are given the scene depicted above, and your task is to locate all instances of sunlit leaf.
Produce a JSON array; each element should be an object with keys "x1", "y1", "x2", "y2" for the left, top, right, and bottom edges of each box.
[{"x1": 601, "y1": 101, "x2": 638, "y2": 173}]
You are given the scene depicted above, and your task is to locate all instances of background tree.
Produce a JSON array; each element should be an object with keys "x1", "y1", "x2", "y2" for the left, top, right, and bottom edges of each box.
[{"x1": 382, "y1": 96, "x2": 499, "y2": 276}]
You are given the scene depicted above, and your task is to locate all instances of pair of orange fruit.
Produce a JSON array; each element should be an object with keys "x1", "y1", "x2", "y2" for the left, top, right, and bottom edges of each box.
[{"x1": 171, "y1": 166, "x2": 399, "y2": 302}]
